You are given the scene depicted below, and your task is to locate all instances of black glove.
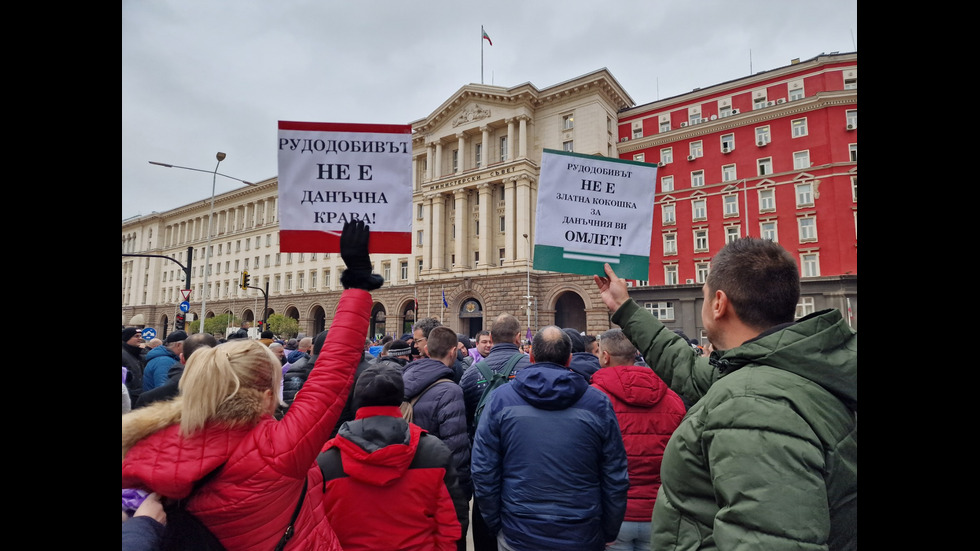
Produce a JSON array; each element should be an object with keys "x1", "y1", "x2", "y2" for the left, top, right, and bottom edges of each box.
[{"x1": 339, "y1": 220, "x2": 384, "y2": 290}]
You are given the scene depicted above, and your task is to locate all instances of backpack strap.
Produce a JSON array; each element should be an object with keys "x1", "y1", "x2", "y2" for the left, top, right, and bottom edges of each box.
[
  {"x1": 500, "y1": 352, "x2": 523, "y2": 378},
  {"x1": 273, "y1": 478, "x2": 308, "y2": 551},
  {"x1": 410, "y1": 378, "x2": 454, "y2": 406}
]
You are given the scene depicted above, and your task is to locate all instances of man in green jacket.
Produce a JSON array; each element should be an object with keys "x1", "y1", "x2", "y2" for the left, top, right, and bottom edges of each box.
[{"x1": 594, "y1": 238, "x2": 856, "y2": 550}]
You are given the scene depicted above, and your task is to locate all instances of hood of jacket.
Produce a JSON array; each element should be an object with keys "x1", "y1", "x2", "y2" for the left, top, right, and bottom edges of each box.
[
  {"x1": 511, "y1": 362, "x2": 590, "y2": 410},
  {"x1": 327, "y1": 406, "x2": 422, "y2": 486},
  {"x1": 568, "y1": 352, "x2": 601, "y2": 381},
  {"x1": 145, "y1": 344, "x2": 178, "y2": 363},
  {"x1": 711, "y1": 308, "x2": 857, "y2": 411},
  {"x1": 402, "y1": 358, "x2": 455, "y2": 398},
  {"x1": 591, "y1": 365, "x2": 673, "y2": 408},
  {"x1": 286, "y1": 350, "x2": 308, "y2": 365}
]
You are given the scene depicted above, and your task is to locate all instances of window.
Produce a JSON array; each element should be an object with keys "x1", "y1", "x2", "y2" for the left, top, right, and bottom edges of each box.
[
  {"x1": 753, "y1": 96, "x2": 768, "y2": 110},
  {"x1": 644, "y1": 301, "x2": 675, "y2": 320},
  {"x1": 692, "y1": 200, "x2": 706, "y2": 220},
  {"x1": 297, "y1": 271, "x2": 305, "y2": 290},
  {"x1": 417, "y1": 259, "x2": 424, "y2": 275},
  {"x1": 475, "y1": 220, "x2": 479, "y2": 236},
  {"x1": 562, "y1": 114, "x2": 574, "y2": 130},
  {"x1": 722, "y1": 164, "x2": 736, "y2": 182},
  {"x1": 563, "y1": 140, "x2": 574, "y2": 152},
  {"x1": 245, "y1": 238, "x2": 250, "y2": 251},
  {"x1": 474, "y1": 251, "x2": 480, "y2": 266},
  {"x1": 400, "y1": 261, "x2": 408, "y2": 281},
  {"x1": 759, "y1": 188, "x2": 776, "y2": 211},
  {"x1": 450, "y1": 254, "x2": 456, "y2": 268},
  {"x1": 663, "y1": 232, "x2": 677, "y2": 255},
  {"x1": 694, "y1": 229, "x2": 708, "y2": 252},
  {"x1": 452, "y1": 149, "x2": 459, "y2": 172},
  {"x1": 796, "y1": 296, "x2": 816, "y2": 318},
  {"x1": 689, "y1": 113, "x2": 701, "y2": 125},
  {"x1": 383, "y1": 263, "x2": 391, "y2": 282},
  {"x1": 664, "y1": 265, "x2": 678, "y2": 286},
  {"x1": 690, "y1": 141, "x2": 703, "y2": 158},
  {"x1": 726, "y1": 226, "x2": 740, "y2": 243},
  {"x1": 264, "y1": 255, "x2": 270, "y2": 268},
  {"x1": 310, "y1": 270, "x2": 317, "y2": 289},
  {"x1": 719, "y1": 105, "x2": 732, "y2": 118},
  {"x1": 791, "y1": 118, "x2": 808, "y2": 138},
  {"x1": 758, "y1": 157, "x2": 773, "y2": 176},
  {"x1": 633, "y1": 126, "x2": 643, "y2": 139},
  {"x1": 846, "y1": 109, "x2": 857, "y2": 129},
  {"x1": 662, "y1": 204, "x2": 676, "y2": 225},
  {"x1": 417, "y1": 204, "x2": 423, "y2": 219},
  {"x1": 721, "y1": 133, "x2": 734, "y2": 152},
  {"x1": 801, "y1": 254, "x2": 820, "y2": 277},
  {"x1": 691, "y1": 170, "x2": 705, "y2": 187},
  {"x1": 475, "y1": 143, "x2": 482, "y2": 168},
  {"x1": 789, "y1": 87, "x2": 804, "y2": 101},
  {"x1": 793, "y1": 151, "x2": 811, "y2": 170},
  {"x1": 217, "y1": 244, "x2": 222, "y2": 256},
  {"x1": 849, "y1": 144, "x2": 857, "y2": 162},
  {"x1": 799, "y1": 216, "x2": 817, "y2": 241},
  {"x1": 761, "y1": 221, "x2": 778, "y2": 241},
  {"x1": 266, "y1": 234, "x2": 271, "y2": 247},
  {"x1": 499, "y1": 248, "x2": 505, "y2": 266},
  {"x1": 274, "y1": 275, "x2": 281, "y2": 293},
  {"x1": 796, "y1": 182, "x2": 814, "y2": 206},
  {"x1": 844, "y1": 76, "x2": 857, "y2": 90},
  {"x1": 286, "y1": 253, "x2": 292, "y2": 265},
  {"x1": 499, "y1": 216, "x2": 505, "y2": 232},
  {"x1": 285, "y1": 274, "x2": 293, "y2": 292},
  {"x1": 633, "y1": 153, "x2": 645, "y2": 162},
  {"x1": 756, "y1": 126, "x2": 771, "y2": 146},
  {"x1": 660, "y1": 147, "x2": 673, "y2": 164},
  {"x1": 499, "y1": 136, "x2": 508, "y2": 162},
  {"x1": 724, "y1": 195, "x2": 739, "y2": 216},
  {"x1": 659, "y1": 120, "x2": 670, "y2": 133},
  {"x1": 696, "y1": 262, "x2": 710, "y2": 284},
  {"x1": 851, "y1": 176, "x2": 858, "y2": 202},
  {"x1": 661, "y1": 175, "x2": 674, "y2": 192}
]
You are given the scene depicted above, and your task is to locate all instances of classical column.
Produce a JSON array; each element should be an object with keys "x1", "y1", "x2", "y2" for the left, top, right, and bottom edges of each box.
[
  {"x1": 426, "y1": 143, "x2": 434, "y2": 181},
  {"x1": 517, "y1": 175, "x2": 533, "y2": 260},
  {"x1": 456, "y1": 132, "x2": 466, "y2": 174},
  {"x1": 434, "y1": 142, "x2": 443, "y2": 179},
  {"x1": 480, "y1": 125, "x2": 490, "y2": 168},
  {"x1": 506, "y1": 118, "x2": 516, "y2": 161},
  {"x1": 504, "y1": 177, "x2": 517, "y2": 264},
  {"x1": 431, "y1": 193, "x2": 446, "y2": 271},
  {"x1": 453, "y1": 188, "x2": 469, "y2": 269},
  {"x1": 518, "y1": 116, "x2": 528, "y2": 158},
  {"x1": 478, "y1": 182, "x2": 492, "y2": 266}
]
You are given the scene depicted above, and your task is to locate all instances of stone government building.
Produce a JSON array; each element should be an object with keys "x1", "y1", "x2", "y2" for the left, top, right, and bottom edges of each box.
[{"x1": 122, "y1": 54, "x2": 858, "y2": 343}]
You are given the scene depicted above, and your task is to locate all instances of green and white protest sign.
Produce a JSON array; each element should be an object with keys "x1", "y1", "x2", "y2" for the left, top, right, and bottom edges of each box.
[{"x1": 533, "y1": 149, "x2": 657, "y2": 279}]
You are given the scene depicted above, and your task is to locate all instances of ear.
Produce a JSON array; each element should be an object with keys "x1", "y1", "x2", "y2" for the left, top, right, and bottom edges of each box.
[
  {"x1": 179, "y1": 353, "x2": 186, "y2": 364},
  {"x1": 710, "y1": 289, "x2": 730, "y2": 322},
  {"x1": 598, "y1": 349, "x2": 610, "y2": 368}
]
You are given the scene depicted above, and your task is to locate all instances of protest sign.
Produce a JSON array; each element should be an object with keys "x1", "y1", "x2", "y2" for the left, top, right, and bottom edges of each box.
[
  {"x1": 533, "y1": 149, "x2": 656, "y2": 279},
  {"x1": 277, "y1": 121, "x2": 412, "y2": 253}
]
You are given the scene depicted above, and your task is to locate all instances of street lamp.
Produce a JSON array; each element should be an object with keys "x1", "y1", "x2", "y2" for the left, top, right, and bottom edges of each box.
[
  {"x1": 149, "y1": 153, "x2": 257, "y2": 333},
  {"x1": 523, "y1": 233, "x2": 532, "y2": 340}
]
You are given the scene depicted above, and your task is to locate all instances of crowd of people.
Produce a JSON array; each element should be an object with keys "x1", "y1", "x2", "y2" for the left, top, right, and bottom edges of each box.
[{"x1": 123, "y1": 223, "x2": 857, "y2": 551}]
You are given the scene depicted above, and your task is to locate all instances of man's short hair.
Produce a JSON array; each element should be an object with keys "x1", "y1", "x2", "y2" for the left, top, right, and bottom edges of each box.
[
  {"x1": 412, "y1": 317, "x2": 442, "y2": 338},
  {"x1": 476, "y1": 329, "x2": 491, "y2": 341},
  {"x1": 426, "y1": 326, "x2": 459, "y2": 359},
  {"x1": 490, "y1": 313, "x2": 521, "y2": 344},
  {"x1": 164, "y1": 330, "x2": 188, "y2": 346},
  {"x1": 298, "y1": 337, "x2": 313, "y2": 351},
  {"x1": 261, "y1": 330, "x2": 274, "y2": 339},
  {"x1": 183, "y1": 333, "x2": 218, "y2": 361},
  {"x1": 531, "y1": 326, "x2": 571, "y2": 365},
  {"x1": 707, "y1": 238, "x2": 800, "y2": 329},
  {"x1": 597, "y1": 329, "x2": 635, "y2": 362}
]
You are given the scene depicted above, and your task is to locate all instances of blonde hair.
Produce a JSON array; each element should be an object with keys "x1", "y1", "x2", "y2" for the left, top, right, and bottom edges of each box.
[{"x1": 178, "y1": 339, "x2": 282, "y2": 437}]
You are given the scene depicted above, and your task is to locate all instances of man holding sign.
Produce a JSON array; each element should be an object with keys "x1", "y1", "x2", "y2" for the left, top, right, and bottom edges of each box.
[
  {"x1": 277, "y1": 121, "x2": 413, "y2": 254},
  {"x1": 533, "y1": 149, "x2": 657, "y2": 280}
]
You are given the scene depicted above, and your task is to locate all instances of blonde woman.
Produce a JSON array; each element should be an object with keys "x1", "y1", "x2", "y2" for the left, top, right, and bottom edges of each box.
[{"x1": 122, "y1": 221, "x2": 382, "y2": 550}]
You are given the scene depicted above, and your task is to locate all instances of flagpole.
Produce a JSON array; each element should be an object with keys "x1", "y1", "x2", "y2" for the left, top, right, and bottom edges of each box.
[{"x1": 481, "y1": 25, "x2": 484, "y2": 84}]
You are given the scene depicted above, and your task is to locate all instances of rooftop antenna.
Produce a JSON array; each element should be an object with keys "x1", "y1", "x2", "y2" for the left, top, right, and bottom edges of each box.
[{"x1": 749, "y1": 49, "x2": 753, "y2": 74}]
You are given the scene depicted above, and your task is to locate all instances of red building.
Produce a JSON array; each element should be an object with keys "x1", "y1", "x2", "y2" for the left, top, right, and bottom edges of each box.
[{"x1": 617, "y1": 52, "x2": 857, "y2": 287}]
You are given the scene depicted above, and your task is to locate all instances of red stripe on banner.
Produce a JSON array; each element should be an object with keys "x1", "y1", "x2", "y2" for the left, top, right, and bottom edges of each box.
[
  {"x1": 278, "y1": 121, "x2": 412, "y2": 134},
  {"x1": 279, "y1": 230, "x2": 411, "y2": 254}
]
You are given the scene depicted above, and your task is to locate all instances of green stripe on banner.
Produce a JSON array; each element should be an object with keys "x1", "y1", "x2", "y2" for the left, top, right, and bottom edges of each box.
[{"x1": 533, "y1": 245, "x2": 650, "y2": 279}]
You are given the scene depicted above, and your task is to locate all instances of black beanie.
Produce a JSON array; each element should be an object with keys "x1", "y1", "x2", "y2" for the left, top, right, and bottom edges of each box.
[
  {"x1": 562, "y1": 328, "x2": 585, "y2": 353},
  {"x1": 122, "y1": 327, "x2": 139, "y2": 342},
  {"x1": 352, "y1": 363, "x2": 405, "y2": 410}
]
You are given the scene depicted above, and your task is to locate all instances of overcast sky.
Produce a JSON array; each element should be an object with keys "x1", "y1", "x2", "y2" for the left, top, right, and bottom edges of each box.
[{"x1": 122, "y1": 0, "x2": 857, "y2": 221}]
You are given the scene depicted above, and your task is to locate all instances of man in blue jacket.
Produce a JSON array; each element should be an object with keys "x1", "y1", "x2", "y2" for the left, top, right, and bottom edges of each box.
[
  {"x1": 471, "y1": 325, "x2": 629, "y2": 551},
  {"x1": 141, "y1": 330, "x2": 186, "y2": 391}
]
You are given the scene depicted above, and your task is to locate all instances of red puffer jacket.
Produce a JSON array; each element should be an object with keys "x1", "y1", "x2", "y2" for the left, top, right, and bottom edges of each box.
[
  {"x1": 122, "y1": 289, "x2": 371, "y2": 550},
  {"x1": 591, "y1": 364, "x2": 687, "y2": 522}
]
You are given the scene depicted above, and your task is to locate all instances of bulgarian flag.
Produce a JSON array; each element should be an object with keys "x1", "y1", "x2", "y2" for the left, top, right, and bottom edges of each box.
[{"x1": 482, "y1": 27, "x2": 492, "y2": 46}]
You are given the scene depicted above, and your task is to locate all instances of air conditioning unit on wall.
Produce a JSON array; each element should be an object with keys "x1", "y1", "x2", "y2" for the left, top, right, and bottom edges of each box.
[{"x1": 620, "y1": 137, "x2": 629, "y2": 142}]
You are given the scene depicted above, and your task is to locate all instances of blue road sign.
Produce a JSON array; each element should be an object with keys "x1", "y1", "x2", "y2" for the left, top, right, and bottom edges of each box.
[
  {"x1": 179, "y1": 301, "x2": 190, "y2": 312},
  {"x1": 141, "y1": 328, "x2": 156, "y2": 340}
]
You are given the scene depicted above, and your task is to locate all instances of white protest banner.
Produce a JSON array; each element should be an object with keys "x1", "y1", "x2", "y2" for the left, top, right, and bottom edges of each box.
[
  {"x1": 277, "y1": 121, "x2": 412, "y2": 253},
  {"x1": 533, "y1": 149, "x2": 656, "y2": 280}
]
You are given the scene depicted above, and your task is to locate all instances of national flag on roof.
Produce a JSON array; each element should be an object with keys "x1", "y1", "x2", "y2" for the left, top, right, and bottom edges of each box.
[{"x1": 482, "y1": 27, "x2": 492, "y2": 46}]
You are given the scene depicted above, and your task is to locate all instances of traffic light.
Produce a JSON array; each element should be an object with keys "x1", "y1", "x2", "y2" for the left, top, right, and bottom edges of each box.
[
  {"x1": 175, "y1": 312, "x2": 186, "y2": 331},
  {"x1": 240, "y1": 270, "x2": 250, "y2": 290}
]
